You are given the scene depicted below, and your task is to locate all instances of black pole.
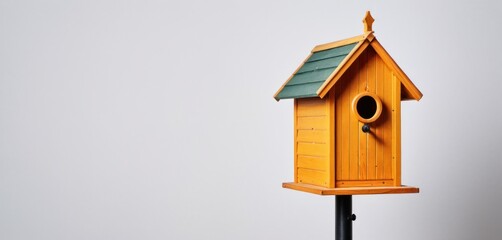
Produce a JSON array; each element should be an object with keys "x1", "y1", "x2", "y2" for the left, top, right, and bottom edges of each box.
[{"x1": 335, "y1": 195, "x2": 355, "y2": 240}]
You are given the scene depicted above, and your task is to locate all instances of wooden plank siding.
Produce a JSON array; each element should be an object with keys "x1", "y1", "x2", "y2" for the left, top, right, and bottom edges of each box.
[
  {"x1": 382, "y1": 56, "x2": 393, "y2": 180},
  {"x1": 295, "y1": 97, "x2": 331, "y2": 187},
  {"x1": 391, "y1": 74, "x2": 402, "y2": 186},
  {"x1": 328, "y1": 90, "x2": 336, "y2": 188},
  {"x1": 348, "y1": 59, "x2": 359, "y2": 180},
  {"x1": 334, "y1": 46, "x2": 399, "y2": 187},
  {"x1": 375, "y1": 55, "x2": 385, "y2": 179},
  {"x1": 358, "y1": 48, "x2": 368, "y2": 180}
]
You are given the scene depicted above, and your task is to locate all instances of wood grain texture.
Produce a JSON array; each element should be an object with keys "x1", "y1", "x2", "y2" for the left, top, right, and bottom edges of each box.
[
  {"x1": 328, "y1": 91, "x2": 336, "y2": 188},
  {"x1": 382, "y1": 59, "x2": 393, "y2": 180},
  {"x1": 318, "y1": 41, "x2": 370, "y2": 98},
  {"x1": 298, "y1": 155, "x2": 328, "y2": 171},
  {"x1": 375, "y1": 54, "x2": 385, "y2": 179},
  {"x1": 297, "y1": 142, "x2": 328, "y2": 157},
  {"x1": 297, "y1": 99, "x2": 326, "y2": 116},
  {"x1": 348, "y1": 59, "x2": 359, "y2": 180},
  {"x1": 392, "y1": 74, "x2": 402, "y2": 186},
  {"x1": 295, "y1": 97, "x2": 330, "y2": 187},
  {"x1": 297, "y1": 168, "x2": 328, "y2": 186},
  {"x1": 358, "y1": 49, "x2": 368, "y2": 180},
  {"x1": 283, "y1": 182, "x2": 419, "y2": 195},
  {"x1": 369, "y1": 39, "x2": 422, "y2": 101},
  {"x1": 297, "y1": 129, "x2": 328, "y2": 143},
  {"x1": 297, "y1": 116, "x2": 327, "y2": 130},
  {"x1": 335, "y1": 73, "x2": 348, "y2": 181},
  {"x1": 333, "y1": 47, "x2": 397, "y2": 187},
  {"x1": 367, "y1": 51, "x2": 377, "y2": 180}
]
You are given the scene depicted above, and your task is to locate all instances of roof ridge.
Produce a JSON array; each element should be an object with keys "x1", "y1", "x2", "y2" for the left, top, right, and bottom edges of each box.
[{"x1": 312, "y1": 32, "x2": 371, "y2": 52}]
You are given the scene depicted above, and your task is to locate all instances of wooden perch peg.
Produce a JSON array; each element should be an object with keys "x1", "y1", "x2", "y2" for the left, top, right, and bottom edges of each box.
[{"x1": 363, "y1": 11, "x2": 374, "y2": 33}]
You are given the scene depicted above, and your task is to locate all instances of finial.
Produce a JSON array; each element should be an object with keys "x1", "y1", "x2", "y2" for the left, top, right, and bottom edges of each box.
[{"x1": 363, "y1": 11, "x2": 374, "y2": 33}]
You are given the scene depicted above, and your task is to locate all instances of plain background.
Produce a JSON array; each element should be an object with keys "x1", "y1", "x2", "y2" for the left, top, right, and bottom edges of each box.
[{"x1": 1, "y1": 1, "x2": 501, "y2": 239}]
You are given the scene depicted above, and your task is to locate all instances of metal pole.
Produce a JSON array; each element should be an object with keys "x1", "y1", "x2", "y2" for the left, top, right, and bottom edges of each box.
[{"x1": 335, "y1": 195, "x2": 355, "y2": 240}]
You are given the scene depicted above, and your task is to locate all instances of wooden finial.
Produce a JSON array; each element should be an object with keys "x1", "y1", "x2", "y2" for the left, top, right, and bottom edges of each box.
[{"x1": 363, "y1": 11, "x2": 374, "y2": 33}]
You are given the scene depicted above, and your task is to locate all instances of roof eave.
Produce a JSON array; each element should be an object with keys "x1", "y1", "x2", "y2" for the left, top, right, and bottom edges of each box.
[
  {"x1": 274, "y1": 33, "x2": 372, "y2": 101},
  {"x1": 369, "y1": 39, "x2": 423, "y2": 101},
  {"x1": 317, "y1": 35, "x2": 423, "y2": 101},
  {"x1": 273, "y1": 52, "x2": 315, "y2": 101}
]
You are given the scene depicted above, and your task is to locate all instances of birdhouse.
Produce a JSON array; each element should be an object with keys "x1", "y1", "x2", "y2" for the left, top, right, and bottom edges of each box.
[{"x1": 275, "y1": 12, "x2": 422, "y2": 195}]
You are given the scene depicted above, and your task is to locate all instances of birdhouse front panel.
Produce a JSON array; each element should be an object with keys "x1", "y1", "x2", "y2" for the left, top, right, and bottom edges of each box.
[{"x1": 333, "y1": 47, "x2": 401, "y2": 188}]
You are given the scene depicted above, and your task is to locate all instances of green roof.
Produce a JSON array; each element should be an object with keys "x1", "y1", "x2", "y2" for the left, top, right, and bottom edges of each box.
[{"x1": 275, "y1": 42, "x2": 357, "y2": 100}]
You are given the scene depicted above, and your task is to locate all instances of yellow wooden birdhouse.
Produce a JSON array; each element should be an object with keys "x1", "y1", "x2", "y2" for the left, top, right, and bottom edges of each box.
[{"x1": 275, "y1": 11, "x2": 422, "y2": 195}]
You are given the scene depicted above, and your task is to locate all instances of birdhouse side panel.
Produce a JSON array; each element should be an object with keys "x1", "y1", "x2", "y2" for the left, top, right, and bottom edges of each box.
[
  {"x1": 334, "y1": 47, "x2": 396, "y2": 187},
  {"x1": 295, "y1": 97, "x2": 332, "y2": 187}
]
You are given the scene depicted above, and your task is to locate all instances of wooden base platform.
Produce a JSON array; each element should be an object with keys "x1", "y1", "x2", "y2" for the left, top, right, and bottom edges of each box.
[{"x1": 282, "y1": 182, "x2": 419, "y2": 195}]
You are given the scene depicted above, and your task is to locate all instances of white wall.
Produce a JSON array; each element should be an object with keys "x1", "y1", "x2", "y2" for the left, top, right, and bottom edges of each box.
[{"x1": 1, "y1": 1, "x2": 501, "y2": 239}]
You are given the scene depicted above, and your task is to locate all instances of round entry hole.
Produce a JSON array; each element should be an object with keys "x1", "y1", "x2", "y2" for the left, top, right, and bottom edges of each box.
[
  {"x1": 352, "y1": 93, "x2": 382, "y2": 123},
  {"x1": 357, "y1": 96, "x2": 377, "y2": 119}
]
